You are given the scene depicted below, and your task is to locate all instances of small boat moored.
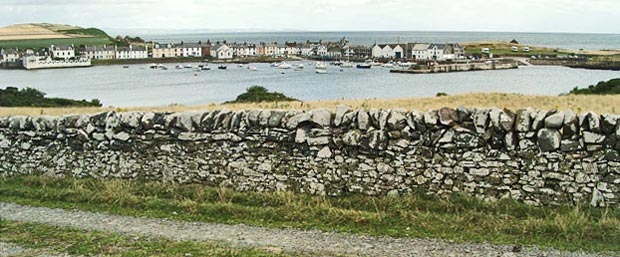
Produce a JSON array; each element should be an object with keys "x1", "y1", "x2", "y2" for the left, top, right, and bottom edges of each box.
[
  {"x1": 218, "y1": 65, "x2": 227, "y2": 70},
  {"x1": 315, "y1": 69, "x2": 327, "y2": 74},
  {"x1": 356, "y1": 63, "x2": 372, "y2": 69}
]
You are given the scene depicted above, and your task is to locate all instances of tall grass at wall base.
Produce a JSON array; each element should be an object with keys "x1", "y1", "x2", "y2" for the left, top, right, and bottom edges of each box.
[{"x1": 0, "y1": 175, "x2": 619, "y2": 253}]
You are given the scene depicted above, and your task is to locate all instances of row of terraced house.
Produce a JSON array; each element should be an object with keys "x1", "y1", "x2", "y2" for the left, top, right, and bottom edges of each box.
[{"x1": 150, "y1": 38, "x2": 352, "y2": 60}]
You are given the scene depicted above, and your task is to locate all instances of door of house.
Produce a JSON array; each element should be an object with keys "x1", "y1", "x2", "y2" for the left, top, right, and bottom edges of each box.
[{"x1": 395, "y1": 52, "x2": 402, "y2": 59}]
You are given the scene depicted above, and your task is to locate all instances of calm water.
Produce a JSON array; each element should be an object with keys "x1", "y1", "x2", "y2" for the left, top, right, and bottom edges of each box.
[
  {"x1": 0, "y1": 63, "x2": 618, "y2": 107},
  {"x1": 143, "y1": 31, "x2": 620, "y2": 51}
]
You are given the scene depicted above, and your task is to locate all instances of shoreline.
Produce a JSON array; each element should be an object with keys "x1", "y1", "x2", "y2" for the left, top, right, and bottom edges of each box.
[{"x1": 2, "y1": 92, "x2": 620, "y2": 116}]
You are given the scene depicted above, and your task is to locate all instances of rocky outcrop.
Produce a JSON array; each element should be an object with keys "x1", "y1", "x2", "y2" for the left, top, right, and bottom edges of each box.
[{"x1": 1, "y1": 107, "x2": 619, "y2": 208}]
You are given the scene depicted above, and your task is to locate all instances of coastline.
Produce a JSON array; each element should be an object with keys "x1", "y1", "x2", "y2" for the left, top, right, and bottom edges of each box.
[{"x1": 2, "y1": 92, "x2": 620, "y2": 116}]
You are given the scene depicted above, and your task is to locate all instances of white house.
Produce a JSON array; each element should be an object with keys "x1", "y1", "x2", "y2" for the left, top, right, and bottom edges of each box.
[
  {"x1": 0, "y1": 48, "x2": 20, "y2": 63},
  {"x1": 116, "y1": 45, "x2": 148, "y2": 59},
  {"x1": 210, "y1": 44, "x2": 233, "y2": 59},
  {"x1": 80, "y1": 45, "x2": 115, "y2": 60},
  {"x1": 50, "y1": 45, "x2": 75, "y2": 60},
  {"x1": 316, "y1": 45, "x2": 328, "y2": 56},
  {"x1": 284, "y1": 43, "x2": 301, "y2": 56},
  {"x1": 326, "y1": 46, "x2": 342, "y2": 58},
  {"x1": 410, "y1": 43, "x2": 464, "y2": 61},
  {"x1": 372, "y1": 44, "x2": 405, "y2": 59},
  {"x1": 179, "y1": 43, "x2": 202, "y2": 57},
  {"x1": 152, "y1": 43, "x2": 181, "y2": 58},
  {"x1": 231, "y1": 43, "x2": 256, "y2": 57}
]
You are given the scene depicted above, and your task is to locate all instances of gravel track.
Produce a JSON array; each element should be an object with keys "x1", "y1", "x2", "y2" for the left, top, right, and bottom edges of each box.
[{"x1": 0, "y1": 202, "x2": 613, "y2": 257}]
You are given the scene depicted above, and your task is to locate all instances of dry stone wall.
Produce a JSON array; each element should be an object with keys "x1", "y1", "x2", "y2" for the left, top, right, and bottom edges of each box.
[{"x1": 1, "y1": 107, "x2": 619, "y2": 207}]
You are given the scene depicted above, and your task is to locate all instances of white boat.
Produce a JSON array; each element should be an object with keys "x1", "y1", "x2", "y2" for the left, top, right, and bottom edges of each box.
[
  {"x1": 398, "y1": 62, "x2": 413, "y2": 68},
  {"x1": 238, "y1": 64, "x2": 244, "y2": 68},
  {"x1": 270, "y1": 62, "x2": 280, "y2": 67},
  {"x1": 297, "y1": 64, "x2": 305, "y2": 69},
  {"x1": 370, "y1": 61, "x2": 382, "y2": 66},
  {"x1": 249, "y1": 66, "x2": 258, "y2": 71},
  {"x1": 183, "y1": 64, "x2": 192, "y2": 69},
  {"x1": 315, "y1": 69, "x2": 327, "y2": 74},
  {"x1": 315, "y1": 61, "x2": 327, "y2": 69},
  {"x1": 340, "y1": 62, "x2": 353, "y2": 68},
  {"x1": 175, "y1": 65, "x2": 184, "y2": 69},
  {"x1": 278, "y1": 63, "x2": 292, "y2": 69},
  {"x1": 382, "y1": 63, "x2": 395, "y2": 68}
]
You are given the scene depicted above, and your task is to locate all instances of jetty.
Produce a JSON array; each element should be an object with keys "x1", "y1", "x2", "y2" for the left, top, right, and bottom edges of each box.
[{"x1": 390, "y1": 60, "x2": 518, "y2": 74}]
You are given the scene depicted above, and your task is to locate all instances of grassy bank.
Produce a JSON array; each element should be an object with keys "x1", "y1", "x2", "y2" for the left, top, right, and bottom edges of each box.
[
  {"x1": 1, "y1": 176, "x2": 618, "y2": 253},
  {"x1": 2, "y1": 93, "x2": 620, "y2": 117},
  {"x1": 0, "y1": 220, "x2": 287, "y2": 257},
  {"x1": 461, "y1": 41, "x2": 570, "y2": 57},
  {"x1": 0, "y1": 37, "x2": 113, "y2": 50}
]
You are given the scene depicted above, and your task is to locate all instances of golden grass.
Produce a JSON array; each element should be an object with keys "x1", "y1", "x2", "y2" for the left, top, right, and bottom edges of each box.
[{"x1": 1, "y1": 93, "x2": 620, "y2": 117}]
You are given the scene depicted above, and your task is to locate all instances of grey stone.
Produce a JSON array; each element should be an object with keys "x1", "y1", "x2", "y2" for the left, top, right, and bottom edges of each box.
[
  {"x1": 514, "y1": 108, "x2": 532, "y2": 132},
  {"x1": 438, "y1": 107, "x2": 457, "y2": 126},
  {"x1": 286, "y1": 112, "x2": 311, "y2": 129},
  {"x1": 471, "y1": 110, "x2": 489, "y2": 134},
  {"x1": 537, "y1": 128, "x2": 561, "y2": 151},
  {"x1": 387, "y1": 109, "x2": 407, "y2": 130},
  {"x1": 268, "y1": 110, "x2": 286, "y2": 127},
  {"x1": 531, "y1": 110, "x2": 548, "y2": 131},
  {"x1": 311, "y1": 109, "x2": 332, "y2": 127},
  {"x1": 586, "y1": 112, "x2": 601, "y2": 132},
  {"x1": 113, "y1": 132, "x2": 131, "y2": 141},
  {"x1": 119, "y1": 112, "x2": 144, "y2": 129},
  {"x1": 499, "y1": 110, "x2": 515, "y2": 131},
  {"x1": 544, "y1": 111, "x2": 564, "y2": 129},
  {"x1": 357, "y1": 110, "x2": 370, "y2": 131},
  {"x1": 343, "y1": 130, "x2": 362, "y2": 146},
  {"x1": 334, "y1": 105, "x2": 351, "y2": 127},
  {"x1": 560, "y1": 140, "x2": 582, "y2": 152},
  {"x1": 470, "y1": 168, "x2": 490, "y2": 177},
  {"x1": 317, "y1": 146, "x2": 332, "y2": 158},
  {"x1": 583, "y1": 131, "x2": 605, "y2": 144}
]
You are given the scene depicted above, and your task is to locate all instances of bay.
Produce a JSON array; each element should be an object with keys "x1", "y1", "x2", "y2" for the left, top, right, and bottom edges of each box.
[{"x1": 0, "y1": 62, "x2": 618, "y2": 107}]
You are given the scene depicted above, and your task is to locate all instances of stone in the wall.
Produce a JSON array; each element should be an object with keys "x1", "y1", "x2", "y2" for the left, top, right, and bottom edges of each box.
[
  {"x1": 544, "y1": 110, "x2": 564, "y2": 129},
  {"x1": 286, "y1": 111, "x2": 311, "y2": 129},
  {"x1": 311, "y1": 109, "x2": 332, "y2": 127},
  {"x1": 357, "y1": 109, "x2": 370, "y2": 131},
  {"x1": 537, "y1": 128, "x2": 561, "y2": 151},
  {"x1": 334, "y1": 105, "x2": 351, "y2": 127},
  {"x1": 515, "y1": 108, "x2": 532, "y2": 132},
  {"x1": 387, "y1": 109, "x2": 407, "y2": 130},
  {"x1": 531, "y1": 110, "x2": 548, "y2": 131}
]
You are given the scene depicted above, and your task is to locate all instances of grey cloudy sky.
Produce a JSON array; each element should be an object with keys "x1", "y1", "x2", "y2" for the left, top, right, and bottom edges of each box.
[{"x1": 1, "y1": 0, "x2": 619, "y2": 34}]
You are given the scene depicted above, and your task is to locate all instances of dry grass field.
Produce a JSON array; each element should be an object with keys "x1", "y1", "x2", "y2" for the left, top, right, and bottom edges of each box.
[
  {"x1": 2, "y1": 93, "x2": 619, "y2": 117},
  {"x1": 0, "y1": 24, "x2": 79, "y2": 41}
]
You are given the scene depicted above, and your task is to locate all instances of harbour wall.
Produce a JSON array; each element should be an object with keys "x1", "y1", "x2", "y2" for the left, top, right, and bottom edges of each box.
[
  {"x1": 391, "y1": 62, "x2": 518, "y2": 74},
  {"x1": 1, "y1": 107, "x2": 619, "y2": 207}
]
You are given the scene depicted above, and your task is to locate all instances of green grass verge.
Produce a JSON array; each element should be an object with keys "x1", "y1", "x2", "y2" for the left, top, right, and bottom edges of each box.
[
  {"x1": 464, "y1": 47, "x2": 570, "y2": 57},
  {"x1": 0, "y1": 37, "x2": 113, "y2": 50},
  {"x1": 0, "y1": 219, "x2": 289, "y2": 257},
  {"x1": 1, "y1": 176, "x2": 619, "y2": 253}
]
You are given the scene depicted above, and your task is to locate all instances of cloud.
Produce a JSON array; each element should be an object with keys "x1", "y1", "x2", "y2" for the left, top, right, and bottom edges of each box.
[{"x1": 0, "y1": 0, "x2": 618, "y2": 34}]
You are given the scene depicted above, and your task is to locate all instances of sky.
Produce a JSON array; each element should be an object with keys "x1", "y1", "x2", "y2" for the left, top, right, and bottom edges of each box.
[{"x1": 1, "y1": 0, "x2": 619, "y2": 34}]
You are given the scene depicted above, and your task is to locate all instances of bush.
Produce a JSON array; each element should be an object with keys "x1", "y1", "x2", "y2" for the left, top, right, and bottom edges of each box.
[
  {"x1": 226, "y1": 86, "x2": 298, "y2": 104},
  {"x1": 436, "y1": 92, "x2": 448, "y2": 97},
  {"x1": 569, "y1": 78, "x2": 620, "y2": 95},
  {"x1": 0, "y1": 87, "x2": 103, "y2": 107}
]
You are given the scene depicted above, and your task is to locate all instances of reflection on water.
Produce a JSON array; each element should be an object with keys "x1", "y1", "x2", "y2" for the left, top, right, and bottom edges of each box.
[{"x1": 0, "y1": 62, "x2": 618, "y2": 107}]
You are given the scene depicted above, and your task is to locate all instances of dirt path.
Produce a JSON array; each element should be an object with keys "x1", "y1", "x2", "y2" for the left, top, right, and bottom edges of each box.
[{"x1": 0, "y1": 202, "x2": 612, "y2": 257}]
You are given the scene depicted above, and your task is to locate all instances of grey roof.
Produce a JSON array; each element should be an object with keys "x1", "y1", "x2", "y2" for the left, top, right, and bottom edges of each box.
[
  {"x1": 51, "y1": 45, "x2": 73, "y2": 50},
  {"x1": 82, "y1": 46, "x2": 113, "y2": 52}
]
